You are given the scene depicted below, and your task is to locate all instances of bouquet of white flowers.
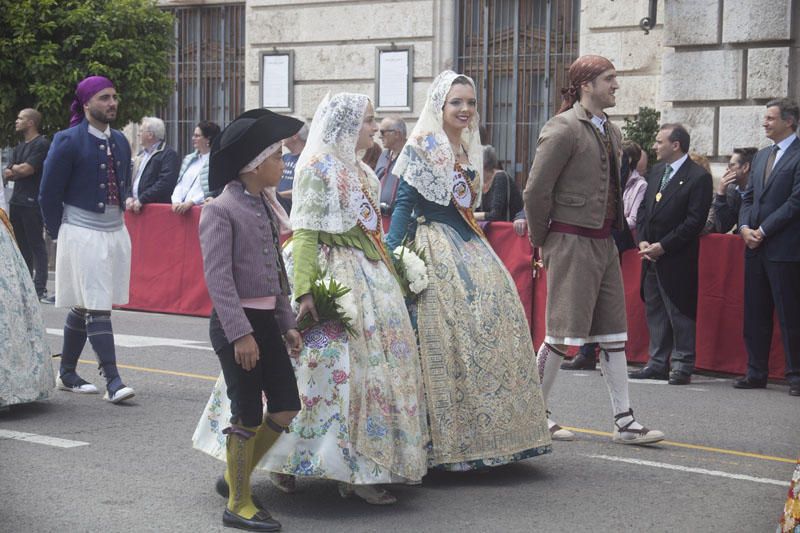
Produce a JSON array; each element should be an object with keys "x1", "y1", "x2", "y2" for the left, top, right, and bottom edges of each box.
[
  {"x1": 392, "y1": 241, "x2": 429, "y2": 298},
  {"x1": 297, "y1": 269, "x2": 359, "y2": 338}
]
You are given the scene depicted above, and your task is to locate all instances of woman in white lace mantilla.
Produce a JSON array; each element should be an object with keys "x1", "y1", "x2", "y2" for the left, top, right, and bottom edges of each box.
[
  {"x1": 194, "y1": 93, "x2": 428, "y2": 505},
  {"x1": 386, "y1": 70, "x2": 552, "y2": 470}
]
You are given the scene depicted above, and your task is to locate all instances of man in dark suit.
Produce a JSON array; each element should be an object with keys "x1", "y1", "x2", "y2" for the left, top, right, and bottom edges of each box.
[
  {"x1": 630, "y1": 123, "x2": 712, "y2": 385},
  {"x1": 125, "y1": 116, "x2": 179, "y2": 212},
  {"x1": 735, "y1": 98, "x2": 800, "y2": 396}
]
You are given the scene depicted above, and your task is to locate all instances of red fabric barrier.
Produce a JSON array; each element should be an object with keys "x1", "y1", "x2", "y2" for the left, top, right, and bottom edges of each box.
[
  {"x1": 120, "y1": 205, "x2": 211, "y2": 317},
  {"x1": 694, "y1": 234, "x2": 785, "y2": 378},
  {"x1": 621, "y1": 250, "x2": 650, "y2": 363},
  {"x1": 121, "y1": 210, "x2": 786, "y2": 378}
]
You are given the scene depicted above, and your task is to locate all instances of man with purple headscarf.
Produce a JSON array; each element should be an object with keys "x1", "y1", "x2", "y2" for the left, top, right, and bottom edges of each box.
[
  {"x1": 39, "y1": 75, "x2": 135, "y2": 403},
  {"x1": 524, "y1": 55, "x2": 665, "y2": 445}
]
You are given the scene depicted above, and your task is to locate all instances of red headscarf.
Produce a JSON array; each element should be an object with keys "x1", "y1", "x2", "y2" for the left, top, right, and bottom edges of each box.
[
  {"x1": 557, "y1": 55, "x2": 615, "y2": 115},
  {"x1": 69, "y1": 76, "x2": 115, "y2": 127}
]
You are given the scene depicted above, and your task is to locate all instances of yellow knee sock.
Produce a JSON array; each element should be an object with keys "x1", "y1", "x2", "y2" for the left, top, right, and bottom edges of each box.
[
  {"x1": 225, "y1": 424, "x2": 260, "y2": 519},
  {"x1": 252, "y1": 417, "x2": 288, "y2": 467}
]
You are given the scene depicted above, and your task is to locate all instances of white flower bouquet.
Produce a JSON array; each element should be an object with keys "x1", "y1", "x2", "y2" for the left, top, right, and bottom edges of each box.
[
  {"x1": 296, "y1": 269, "x2": 359, "y2": 338},
  {"x1": 392, "y1": 241, "x2": 429, "y2": 298}
]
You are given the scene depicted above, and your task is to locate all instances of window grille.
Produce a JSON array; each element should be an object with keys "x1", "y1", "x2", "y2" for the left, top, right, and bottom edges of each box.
[
  {"x1": 158, "y1": 4, "x2": 245, "y2": 157},
  {"x1": 456, "y1": 0, "x2": 579, "y2": 185}
]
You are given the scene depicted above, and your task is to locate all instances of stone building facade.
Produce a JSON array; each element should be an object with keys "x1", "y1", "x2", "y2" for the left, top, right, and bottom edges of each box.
[
  {"x1": 661, "y1": 0, "x2": 799, "y2": 158},
  {"x1": 157, "y1": 0, "x2": 799, "y2": 166},
  {"x1": 240, "y1": 0, "x2": 455, "y2": 124},
  {"x1": 581, "y1": 0, "x2": 799, "y2": 160}
]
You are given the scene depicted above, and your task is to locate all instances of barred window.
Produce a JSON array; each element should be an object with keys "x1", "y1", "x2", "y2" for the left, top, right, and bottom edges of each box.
[
  {"x1": 158, "y1": 4, "x2": 245, "y2": 157},
  {"x1": 456, "y1": 0, "x2": 579, "y2": 186}
]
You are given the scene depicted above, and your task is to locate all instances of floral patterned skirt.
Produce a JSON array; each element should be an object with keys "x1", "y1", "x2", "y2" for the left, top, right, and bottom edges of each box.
[
  {"x1": 0, "y1": 225, "x2": 54, "y2": 407},
  {"x1": 780, "y1": 457, "x2": 800, "y2": 533},
  {"x1": 193, "y1": 244, "x2": 428, "y2": 484},
  {"x1": 413, "y1": 222, "x2": 551, "y2": 470}
]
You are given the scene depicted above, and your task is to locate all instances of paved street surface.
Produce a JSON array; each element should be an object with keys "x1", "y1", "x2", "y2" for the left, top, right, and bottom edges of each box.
[{"x1": 2, "y1": 302, "x2": 798, "y2": 533}]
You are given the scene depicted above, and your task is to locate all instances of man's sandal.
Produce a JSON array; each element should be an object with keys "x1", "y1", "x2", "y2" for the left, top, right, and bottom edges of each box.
[{"x1": 612, "y1": 409, "x2": 665, "y2": 445}]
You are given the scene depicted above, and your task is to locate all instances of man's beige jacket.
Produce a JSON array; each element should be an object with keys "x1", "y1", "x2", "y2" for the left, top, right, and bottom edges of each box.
[{"x1": 524, "y1": 102, "x2": 626, "y2": 247}]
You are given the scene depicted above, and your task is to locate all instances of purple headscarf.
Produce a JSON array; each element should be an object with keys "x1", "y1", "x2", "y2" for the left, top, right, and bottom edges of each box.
[{"x1": 69, "y1": 76, "x2": 115, "y2": 127}]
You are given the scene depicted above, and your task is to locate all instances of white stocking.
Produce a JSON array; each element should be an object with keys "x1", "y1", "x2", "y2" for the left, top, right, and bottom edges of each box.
[
  {"x1": 537, "y1": 343, "x2": 564, "y2": 404},
  {"x1": 599, "y1": 343, "x2": 643, "y2": 431}
]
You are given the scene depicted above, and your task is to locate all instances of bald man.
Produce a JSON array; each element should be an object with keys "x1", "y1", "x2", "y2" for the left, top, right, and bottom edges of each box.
[
  {"x1": 524, "y1": 55, "x2": 664, "y2": 445},
  {"x1": 3, "y1": 108, "x2": 51, "y2": 301}
]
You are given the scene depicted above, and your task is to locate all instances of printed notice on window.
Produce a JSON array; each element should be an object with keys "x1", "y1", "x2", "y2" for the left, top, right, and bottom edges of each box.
[
  {"x1": 262, "y1": 54, "x2": 290, "y2": 109},
  {"x1": 378, "y1": 50, "x2": 409, "y2": 108}
]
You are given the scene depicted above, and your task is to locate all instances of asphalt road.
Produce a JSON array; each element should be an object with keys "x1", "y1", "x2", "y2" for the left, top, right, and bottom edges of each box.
[{"x1": 1, "y1": 303, "x2": 797, "y2": 533}]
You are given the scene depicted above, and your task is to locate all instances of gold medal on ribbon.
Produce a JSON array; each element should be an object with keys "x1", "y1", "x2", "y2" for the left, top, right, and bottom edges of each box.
[{"x1": 655, "y1": 192, "x2": 662, "y2": 202}]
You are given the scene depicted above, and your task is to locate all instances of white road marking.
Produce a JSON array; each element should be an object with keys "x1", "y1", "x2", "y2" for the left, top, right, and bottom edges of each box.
[
  {"x1": 46, "y1": 329, "x2": 213, "y2": 351},
  {"x1": 0, "y1": 429, "x2": 89, "y2": 448},
  {"x1": 627, "y1": 377, "x2": 725, "y2": 388},
  {"x1": 626, "y1": 379, "x2": 668, "y2": 385},
  {"x1": 589, "y1": 454, "x2": 789, "y2": 487}
]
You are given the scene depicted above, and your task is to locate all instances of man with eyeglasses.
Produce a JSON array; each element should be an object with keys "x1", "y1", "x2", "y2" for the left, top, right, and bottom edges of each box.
[
  {"x1": 704, "y1": 146, "x2": 757, "y2": 234},
  {"x1": 375, "y1": 116, "x2": 407, "y2": 215}
]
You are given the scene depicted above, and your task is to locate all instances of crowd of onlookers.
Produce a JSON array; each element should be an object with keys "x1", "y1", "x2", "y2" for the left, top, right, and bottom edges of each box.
[
  {"x1": 2, "y1": 108, "x2": 756, "y2": 251},
  {"x1": 2, "y1": 100, "x2": 798, "y2": 397}
]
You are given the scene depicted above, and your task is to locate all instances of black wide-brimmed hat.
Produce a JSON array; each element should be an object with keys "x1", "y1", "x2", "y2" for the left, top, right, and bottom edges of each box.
[{"x1": 208, "y1": 108, "x2": 303, "y2": 191}]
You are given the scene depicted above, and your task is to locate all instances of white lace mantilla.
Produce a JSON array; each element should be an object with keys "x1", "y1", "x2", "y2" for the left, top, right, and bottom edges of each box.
[
  {"x1": 394, "y1": 70, "x2": 483, "y2": 207},
  {"x1": 290, "y1": 92, "x2": 380, "y2": 234}
]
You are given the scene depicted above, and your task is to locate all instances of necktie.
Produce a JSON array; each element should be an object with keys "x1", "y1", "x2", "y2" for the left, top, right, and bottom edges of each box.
[
  {"x1": 764, "y1": 145, "x2": 780, "y2": 184},
  {"x1": 658, "y1": 165, "x2": 673, "y2": 192}
]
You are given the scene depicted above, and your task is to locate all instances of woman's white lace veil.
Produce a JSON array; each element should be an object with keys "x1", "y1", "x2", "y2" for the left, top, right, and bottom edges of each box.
[
  {"x1": 393, "y1": 70, "x2": 483, "y2": 206},
  {"x1": 290, "y1": 92, "x2": 379, "y2": 233}
]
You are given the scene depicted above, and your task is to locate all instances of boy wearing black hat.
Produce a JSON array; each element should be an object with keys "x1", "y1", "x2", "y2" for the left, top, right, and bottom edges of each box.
[{"x1": 199, "y1": 109, "x2": 304, "y2": 532}]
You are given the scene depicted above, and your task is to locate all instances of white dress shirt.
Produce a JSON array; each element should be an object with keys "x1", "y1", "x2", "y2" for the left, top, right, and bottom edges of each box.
[
  {"x1": 771, "y1": 133, "x2": 797, "y2": 169},
  {"x1": 132, "y1": 144, "x2": 157, "y2": 200}
]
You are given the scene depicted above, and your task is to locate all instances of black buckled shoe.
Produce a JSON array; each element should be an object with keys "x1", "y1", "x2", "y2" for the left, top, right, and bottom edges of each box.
[
  {"x1": 732, "y1": 377, "x2": 767, "y2": 389},
  {"x1": 222, "y1": 509, "x2": 281, "y2": 532},
  {"x1": 628, "y1": 366, "x2": 668, "y2": 380},
  {"x1": 668, "y1": 372, "x2": 691, "y2": 385},
  {"x1": 560, "y1": 352, "x2": 596, "y2": 371}
]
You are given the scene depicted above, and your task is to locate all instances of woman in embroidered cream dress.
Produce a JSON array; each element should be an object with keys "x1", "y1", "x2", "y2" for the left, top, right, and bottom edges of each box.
[
  {"x1": 386, "y1": 71, "x2": 551, "y2": 470},
  {"x1": 194, "y1": 93, "x2": 428, "y2": 504},
  {"x1": 0, "y1": 209, "x2": 54, "y2": 408}
]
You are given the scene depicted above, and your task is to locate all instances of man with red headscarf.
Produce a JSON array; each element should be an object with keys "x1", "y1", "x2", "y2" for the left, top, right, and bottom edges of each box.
[
  {"x1": 39, "y1": 76, "x2": 135, "y2": 403},
  {"x1": 523, "y1": 55, "x2": 664, "y2": 445}
]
